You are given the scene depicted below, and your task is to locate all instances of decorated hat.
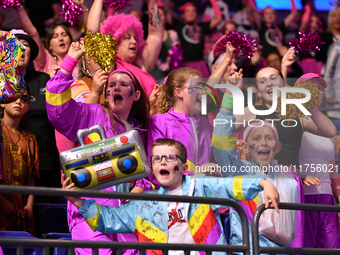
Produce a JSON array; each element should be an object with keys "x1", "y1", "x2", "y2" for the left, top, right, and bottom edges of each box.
[
  {"x1": 213, "y1": 35, "x2": 228, "y2": 58},
  {"x1": 295, "y1": 73, "x2": 327, "y2": 88},
  {"x1": 10, "y1": 29, "x2": 39, "y2": 63}
]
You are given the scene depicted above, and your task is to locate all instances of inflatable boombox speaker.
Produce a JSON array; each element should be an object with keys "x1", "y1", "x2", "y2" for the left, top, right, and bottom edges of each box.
[{"x1": 60, "y1": 125, "x2": 151, "y2": 190}]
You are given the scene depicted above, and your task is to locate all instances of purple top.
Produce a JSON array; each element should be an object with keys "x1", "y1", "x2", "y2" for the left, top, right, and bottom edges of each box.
[
  {"x1": 148, "y1": 107, "x2": 214, "y2": 171},
  {"x1": 46, "y1": 71, "x2": 158, "y2": 231}
]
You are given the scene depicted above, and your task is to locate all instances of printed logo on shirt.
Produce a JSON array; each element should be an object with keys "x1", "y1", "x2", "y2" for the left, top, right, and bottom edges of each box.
[
  {"x1": 40, "y1": 87, "x2": 46, "y2": 95},
  {"x1": 168, "y1": 202, "x2": 186, "y2": 229},
  {"x1": 182, "y1": 25, "x2": 201, "y2": 44},
  {"x1": 264, "y1": 29, "x2": 282, "y2": 47}
]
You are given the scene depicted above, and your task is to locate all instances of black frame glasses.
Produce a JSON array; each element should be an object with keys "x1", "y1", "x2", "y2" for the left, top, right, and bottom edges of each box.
[{"x1": 150, "y1": 154, "x2": 185, "y2": 164}]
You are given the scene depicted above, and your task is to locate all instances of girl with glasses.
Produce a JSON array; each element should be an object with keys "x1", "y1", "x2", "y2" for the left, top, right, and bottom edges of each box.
[{"x1": 0, "y1": 86, "x2": 39, "y2": 236}]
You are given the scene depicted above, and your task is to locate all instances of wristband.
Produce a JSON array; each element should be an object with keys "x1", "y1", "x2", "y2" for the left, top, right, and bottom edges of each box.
[
  {"x1": 222, "y1": 93, "x2": 233, "y2": 110},
  {"x1": 61, "y1": 55, "x2": 78, "y2": 73},
  {"x1": 302, "y1": 5, "x2": 311, "y2": 21},
  {"x1": 210, "y1": 0, "x2": 222, "y2": 17}
]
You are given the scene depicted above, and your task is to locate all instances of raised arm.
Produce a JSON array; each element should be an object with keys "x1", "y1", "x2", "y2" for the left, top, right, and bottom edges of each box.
[
  {"x1": 15, "y1": 4, "x2": 46, "y2": 67},
  {"x1": 284, "y1": 0, "x2": 298, "y2": 28},
  {"x1": 135, "y1": 0, "x2": 163, "y2": 73},
  {"x1": 301, "y1": 107, "x2": 337, "y2": 138},
  {"x1": 299, "y1": 4, "x2": 311, "y2": 32},
  {"x1": 86, "y1": 0, "x2": 103, "y2": 33},
  {"x1": 281, "y1": 47, "x2": 296, "y2": 79},
  {"x1": 208, "y1": 0, "x2": 222, "y2": 29},
  {"x1": 73, "y1": 0, "x2": 89, "y2": 32}
]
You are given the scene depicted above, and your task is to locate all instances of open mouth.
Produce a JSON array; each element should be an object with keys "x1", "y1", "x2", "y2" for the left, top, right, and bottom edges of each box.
[
  {"x1": 129, "y1": 46, "x2": 136, "y2": 51},
  {"x1": 196, "y1": 97, "x2": 201, "y2": 103},
  {"x1": 160, "y1": 169, "x2": 170, "y2": 176},
  {"x1": 114, "y1": 94, "x2": 123, "y2": 103},
  {"x1": 267, "y1": 89, "x2": 273, "y2": 95},
  {"x1": 258, "y1": 150, "x2": 270, "y2": 159},
  {"x1": 60, "y1": 43, "x2": 66, "y2": 48}
]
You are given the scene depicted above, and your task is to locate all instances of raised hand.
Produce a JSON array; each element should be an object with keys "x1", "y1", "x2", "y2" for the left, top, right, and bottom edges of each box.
[
  {"x1": 92, "y1": 69, "x2": 108, "y2": 97},
  {"x1": 259, "y1": 179, "x2": 280, "y2": 213},
  {"x1": 61, "y1": 173, "x2": 84, "y2": 208},
  {"x1": 67, "y1": 41, "x2": 85, "y2": 61},
  {"x1": 48, "y1": 56, "x2": 61, "y2": 78}
]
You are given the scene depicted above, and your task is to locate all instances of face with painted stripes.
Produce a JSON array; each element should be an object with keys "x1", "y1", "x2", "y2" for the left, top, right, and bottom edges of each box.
[{"x1": 176, "y1": 76, "x2": 202, "y2": 116}]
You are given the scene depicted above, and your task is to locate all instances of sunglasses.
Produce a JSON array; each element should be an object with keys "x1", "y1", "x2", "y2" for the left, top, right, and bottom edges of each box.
[{"x1": 19, "y1": 95, "x2": 30, "y2": 104}]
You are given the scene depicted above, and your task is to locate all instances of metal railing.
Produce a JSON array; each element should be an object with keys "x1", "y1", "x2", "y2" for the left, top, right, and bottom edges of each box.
[
  {"x1": 252, "y1": 203, "x2": 340, "y2": 255},
  {"x1": 0, "y1": 185, "x2": 251, "y2": 255}
]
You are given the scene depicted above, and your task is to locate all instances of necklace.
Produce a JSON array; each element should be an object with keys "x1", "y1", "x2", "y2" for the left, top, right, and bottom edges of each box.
[
  {"x1": 186, "y1": 23, "x2": 200, "y2": 41},
  {"x1": 268, "y1": 25, "x2": 282, "y2": 45},
  {"x1": 4, "y1": 125, "x2": 20, "y2": 152}
]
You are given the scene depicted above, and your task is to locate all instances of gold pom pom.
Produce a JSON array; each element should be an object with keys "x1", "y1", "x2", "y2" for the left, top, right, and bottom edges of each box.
[
  {"x1": 276, "y1": 81, "x2": 321, "y2": 120},
  {"x1": 84, "y1": 32, "x2": 117, "y2": 72}
]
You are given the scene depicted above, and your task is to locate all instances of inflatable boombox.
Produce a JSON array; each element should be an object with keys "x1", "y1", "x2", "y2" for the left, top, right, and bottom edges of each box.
[{"x1": 60, "y1": 125, "x2": 151, "y2": 190}]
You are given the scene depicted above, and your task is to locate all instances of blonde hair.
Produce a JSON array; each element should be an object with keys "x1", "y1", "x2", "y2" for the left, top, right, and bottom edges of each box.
[
  {"x1": 157, "y1": 67, "x2": 200, "y2": 114},
  {"x1": 327, "y1": 7, "x2": 340, "y2": 33}
]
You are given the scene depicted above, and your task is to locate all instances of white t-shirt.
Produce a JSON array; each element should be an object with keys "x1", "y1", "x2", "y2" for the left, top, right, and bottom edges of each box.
[
  {"x1": 122, "y1": 120, "x2": 134, "y2": 131},
  {"x1": 298, "y1": 132, "x2": 334, "y2": 195},
  {"x1": 167, "y1": 186, "x2": 199, "y2": 255}
]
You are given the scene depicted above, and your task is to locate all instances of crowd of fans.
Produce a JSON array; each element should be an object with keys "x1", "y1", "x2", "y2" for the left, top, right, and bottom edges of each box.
[{"x1": 1, "y1": 0, "x2": 340, "y2": 254}]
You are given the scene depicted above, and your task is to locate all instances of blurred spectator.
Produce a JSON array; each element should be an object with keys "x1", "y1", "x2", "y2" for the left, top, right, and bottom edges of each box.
[
  {"x1": 232, "y1": 0, "x2": 260, "y2": 39},
  {"x1": 224, "y1": 20, "x2": 236, "y2": 35}
]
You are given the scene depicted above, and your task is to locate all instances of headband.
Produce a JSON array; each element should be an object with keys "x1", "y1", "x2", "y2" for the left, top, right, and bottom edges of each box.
[
  {"x1": 108, "y1": 69, "x2": 137, "y2": 90},
  {"x1": 243, "y1": 121, "x2": 279, "y2": 142}
]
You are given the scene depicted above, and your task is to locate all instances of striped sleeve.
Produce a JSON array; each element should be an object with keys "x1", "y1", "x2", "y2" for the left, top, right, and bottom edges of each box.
[
  {"x1": 46, "y1": 71, "x2": 102, "y2": 142},
  {"x1": 200, "y1": 175, "x2": 264, "y2": 202},
  {"x1": 79, "y1": 199, "x2": 136, "y2": 234},
  {"x1": 211, "y1": 109, "x2": 251, "y2": 177}
]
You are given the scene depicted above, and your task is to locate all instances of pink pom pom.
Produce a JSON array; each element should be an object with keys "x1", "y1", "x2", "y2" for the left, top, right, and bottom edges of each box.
[
  {"x1": 60, "y1": 0, "x2": 83, "y2": 26},
  {"x1": 0, "y1": 0, "x2": 25, "y2": 10},
  {"x1": 103, "y1": 0, "x2": 132, "y2": 10},
  {"x1": 225, "y1": 30, "x2": 258, "y2": 58},
  {"x1": 169, "y1": 44, "x2": 183, "y2": 69},
  {"x1": 289, "y1": 32, "x2": 325, "y2": 55}
]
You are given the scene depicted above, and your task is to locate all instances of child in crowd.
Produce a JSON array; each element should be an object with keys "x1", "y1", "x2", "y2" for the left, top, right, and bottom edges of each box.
[
  {"x1": 211, "y1": 93, "x2": 299, "y2": 253},
  {"x1": 62, "y1": 138, "x2": 279, "y2": 255},
  {"x1": 46, "y1": 41, "x2": 157, "y2": 255},
  {"x1": 0, "y1": 87, "x2": 39, "y2": 236},
  {"x1": 148, "y1": 67, "x2": 214, "y2": 173}
]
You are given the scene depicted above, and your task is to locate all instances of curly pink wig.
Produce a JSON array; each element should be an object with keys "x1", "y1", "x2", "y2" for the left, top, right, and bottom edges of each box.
[{"x1": 100, "y1": 13, "x2": 145, "y2": 53}]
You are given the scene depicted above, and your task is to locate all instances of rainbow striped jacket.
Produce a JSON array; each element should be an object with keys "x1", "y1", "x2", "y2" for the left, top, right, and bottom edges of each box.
[{"x1": 79, "y1": 174, "x2": 265, "y2": 255}]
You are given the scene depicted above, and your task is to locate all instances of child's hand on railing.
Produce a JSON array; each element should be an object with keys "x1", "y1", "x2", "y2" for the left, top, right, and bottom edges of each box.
[
  {"x1": 61, "y1": 173, "x2": 84, "y2": 209},
  {"x1": 259, "y1": 179, "x2": 280, "y2": 213}
]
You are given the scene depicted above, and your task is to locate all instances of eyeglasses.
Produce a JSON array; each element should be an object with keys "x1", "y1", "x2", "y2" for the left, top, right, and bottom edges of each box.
[
  {"x1": 150, "y1": 154, "x2": 185, "y2": 164},
  {"x1": 186, "y1": 85, "x2": 205, "y2": 95},
  {"x1": 19, "y1": 95, "x2": 30, "y2": 104}
]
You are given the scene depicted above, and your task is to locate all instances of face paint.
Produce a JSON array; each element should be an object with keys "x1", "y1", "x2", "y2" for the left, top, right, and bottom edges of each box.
[
  {"x1": 174, "y1": 166, "x2": 179, "y2": 171},
  {"x1": 128, "y1": 85, "x2": 134, "y2": 97},
  {"x1": 250, "y1": 144, "x2": 256, "y2": 150},
  {"x1": 106, "y1": 90, "x2": 111, "y2": 96}
]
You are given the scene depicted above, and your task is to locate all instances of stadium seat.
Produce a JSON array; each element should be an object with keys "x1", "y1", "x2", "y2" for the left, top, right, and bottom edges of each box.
[{"x1": 0, "y1": 230, "x2": 42, "y2": 255}]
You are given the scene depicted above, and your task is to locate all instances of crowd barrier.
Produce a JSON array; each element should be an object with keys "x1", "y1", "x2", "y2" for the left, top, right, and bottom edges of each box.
[
  {"x1": 0, "y1": 185, "x2": 251, "y2": 255},
  {"x1": 1, "y1": 185, "x2": 340, "y2": 255}
]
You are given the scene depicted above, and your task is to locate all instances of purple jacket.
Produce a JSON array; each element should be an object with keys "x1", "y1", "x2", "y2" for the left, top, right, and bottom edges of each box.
[
  {"x1": 46, "y1": 71, "x2": 157, "y2": 231},
  {"x1": 148, "y1": 107, "x2": 214, "y2": 171}
]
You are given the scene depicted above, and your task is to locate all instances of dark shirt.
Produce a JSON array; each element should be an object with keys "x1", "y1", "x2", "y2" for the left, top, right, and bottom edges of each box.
[
  {"x1": 260, "y1": 22, "x2": 287, "y2": 58},
  {"x1": 25, "y1": 70, "x2": 60, "y2": 173},
  {"x1": 172, "y1": 18, "x2": 210, "y2": 61}
]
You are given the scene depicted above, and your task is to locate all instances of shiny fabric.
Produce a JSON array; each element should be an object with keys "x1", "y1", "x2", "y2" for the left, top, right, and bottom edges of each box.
[
  {"x1": 148, "y1": 107, "x2": 214, "y2": 169},
  {"x1": 46, "y1": 71, "x2": 157, "y2": 254},
  {"x1": 303, "y1": 194, "x2": 339, "y2": 248}
]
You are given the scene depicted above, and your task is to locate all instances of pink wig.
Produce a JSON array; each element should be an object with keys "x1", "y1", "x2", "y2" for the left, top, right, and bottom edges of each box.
[{"x1": 100, "y1": 13, "x2": 145, "y2": 53}]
